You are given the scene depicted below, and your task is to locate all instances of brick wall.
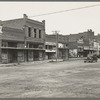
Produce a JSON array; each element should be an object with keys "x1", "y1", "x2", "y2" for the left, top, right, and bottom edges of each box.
[
  {"x1": 46, "y1": 34, "x2": 56, "y2": 43},
  {"x1": 1, "y1": 16, "x2": 45, "y2": 44},
  {"x1": 68, "y1": 42, "x2": 77, "y2": 49},
  {"x1": 68, "y1": 29, "x2": 94, "y2": 49},
  {"x1": 46, "y1": 34, "x2": 69, "y2": 44},
  {"x1": 2, "y1": 27, "x2": 24, "y2": 41},
  {"x1": 2, "y1": 19, "x2": 24, "y2": 29}
]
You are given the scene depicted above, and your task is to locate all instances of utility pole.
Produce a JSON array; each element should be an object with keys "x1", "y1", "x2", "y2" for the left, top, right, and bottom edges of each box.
[
  {"x1": 52, "y1": 31, "x2": 60, "y2": 62},
  {"x1": 23, "y1": 14, "x2": 28, "y2": 62},
  {"x1": 0, "y1": 24, "x2": 3, "y2": 63},
  {"x1": 97, "y1": 34, "x2": 99, "y2": 55},
  {"x1": 23, "y1": 25, "x2": 27, "y2": 62}
]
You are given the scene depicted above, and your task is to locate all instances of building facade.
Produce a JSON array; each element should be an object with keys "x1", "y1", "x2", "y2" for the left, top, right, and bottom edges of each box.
[
  {"x1": 68, "y1": 29, "x2": 94, "y2": 57},
  {"x1": 45, "y1": 34, "x2": 69, "y2": 60},
  {"x1": 45, "y1": 34, "x2": 56, "y2": 59},
  {"x1": 0, "y1": 14, "x2": 45, "y2": 63},
  {"x1": 94, "y1": 34, "x2": 100, "y2": 55},
  {"x1": 1, "y1": 14, "x2": 99, "y2": 63}
]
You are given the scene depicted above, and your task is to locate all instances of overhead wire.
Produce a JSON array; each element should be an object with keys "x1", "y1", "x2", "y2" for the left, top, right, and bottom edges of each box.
[{"x1": 28, "y1": 4, "x2": 100, "y2": 18}]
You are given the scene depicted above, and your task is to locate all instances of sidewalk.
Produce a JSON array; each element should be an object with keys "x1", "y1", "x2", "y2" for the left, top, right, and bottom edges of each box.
[
  {"x1": 69, "y1": 57, "x2": 86, "y2": 61},
  {"x1": 48, "y1": 57, "x2": 86, "y2": 62},
  {"x1": 0, "y1": 57, "x2": 86, "y2": 67},
  {"x1": 0, "y1": 60, "x2": 51, "y2": 67}
]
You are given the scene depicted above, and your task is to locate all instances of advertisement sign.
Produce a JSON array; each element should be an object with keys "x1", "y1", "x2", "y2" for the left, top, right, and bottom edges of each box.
[
  {"x1": 77, "y1": 39, "x2": 84, "y2": 44},
  {"x1": 58, "y1": 43, "x2": 64, "y2": 48},
  {"x1": 45, "y1": 50, "x2": 56, "y2": 52},
  {"x1": 84, "y1": 46, "x2": 89, "y2": 50},
  {"x1": 45, "y1": 42, "x2": 56, "y2": 45},
  {"x1": 78, "y1": 46, "x2": 83, "y2": 48}
]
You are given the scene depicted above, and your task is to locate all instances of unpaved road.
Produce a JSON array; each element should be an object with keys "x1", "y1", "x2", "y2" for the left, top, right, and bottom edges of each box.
[{"x1": 0, "y1": 59, "x2": 100, "y2": 98}]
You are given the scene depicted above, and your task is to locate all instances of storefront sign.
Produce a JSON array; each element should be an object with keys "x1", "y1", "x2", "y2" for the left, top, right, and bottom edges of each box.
[
  {"x1": 58, "y1": 43, "x2": 64, "y2": 48},
  {"x1": 84, "y1": 46, "x2": 89, "y2": 50},
  {"x1": 45, "y1": 49, "x2": 56, "y2": 52},
  {"x1": 45, "y1": 42, "x2": 56, "y2": 45},
  {"x1": 77, "y1": 39, "x2": 84, "y2": 44},
  {"x1": 78, "y1": 46, "x2": 83, "y2": 48}
]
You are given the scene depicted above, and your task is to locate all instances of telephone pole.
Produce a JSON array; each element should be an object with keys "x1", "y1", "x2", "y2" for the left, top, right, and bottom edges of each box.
[
  {"x1": 97, "y1": 34, "x2": 99, "y2": 55},
  {"x1": 52, "y1": 31, "x2": 60, "y2": 62},
  {"x1": 0, "y1": 24, "x2": 3, "y2": 63}
]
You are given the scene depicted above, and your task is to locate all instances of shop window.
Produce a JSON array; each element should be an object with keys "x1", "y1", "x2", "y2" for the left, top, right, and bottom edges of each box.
[
  {"x1": 8, "y1": 42, "x2": 17, "y2": 47},
  {"x1": 38, "y1": 45, "x2": 43, "y2": 49},
  {"x1": 49, "y1": 46, "x2": 53, "y2": 50},
  {"x1": 29, "y1": 44, "x2": 33, "y2": 48},
  {"x1": 18, "y1": 51, "x2": 24, "y2": 61},
  {"x1": 2, "y1": 41, "x2": 8, "y2": 47},
  {"x1": 17, "y1": 43, "x2": 24, "y2": 48},
  {"x1": 28, "y1": 51, "x2": 33, "y2": 59},
  {"x1": 33, "y1": 44, "x2": 38, "y2": 48}
]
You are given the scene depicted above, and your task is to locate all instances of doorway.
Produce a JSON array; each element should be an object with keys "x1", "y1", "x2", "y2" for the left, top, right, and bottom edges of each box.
[{"x1": 8, "y1": 50, "x2": 17, "y2": 63}]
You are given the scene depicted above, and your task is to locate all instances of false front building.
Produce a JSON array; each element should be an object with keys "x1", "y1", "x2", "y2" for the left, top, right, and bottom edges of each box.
[
  {"x1": 0, "y1": 14, "x2": 45, "y2": 63},
  {"x1": 68, "y1": 29, "x2": 94, "y2": 57},
  {"x1": 45, "y1": 34, "x2": 69, "y2": 60}
]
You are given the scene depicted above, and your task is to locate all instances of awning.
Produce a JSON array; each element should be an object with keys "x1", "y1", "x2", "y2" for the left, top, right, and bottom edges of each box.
[{"x1": 1, "y1": 47, "x2": 45, "y2": 51}]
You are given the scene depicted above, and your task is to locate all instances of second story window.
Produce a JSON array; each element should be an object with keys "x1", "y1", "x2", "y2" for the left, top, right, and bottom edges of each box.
[
  {"x1": 45, "y1": 45, "x2": 47, "y2": 49},
  {"x1": 29, "y1": 44, "x2": 33, "y2": 48},
  {"x1": 2, "y1": 41, "x2": 8, "y2": 47},
  {"x1": 28, "y1": 27, "x2": 31, "y2": 37},
  {"x1": 8, "y1": 42, "x2": 17, "y2": 47},
  {"x1": 39, "y1": 30, "x2": 41, "y2": 38},
  {"x1": 34, "y1": 29, "x2": 36, "y2": 38}
]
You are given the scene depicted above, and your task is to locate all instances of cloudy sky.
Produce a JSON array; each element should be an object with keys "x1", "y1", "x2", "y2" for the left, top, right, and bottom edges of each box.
[{"x1": 0, "y1": 2, "x2": 100, "y2": 35}]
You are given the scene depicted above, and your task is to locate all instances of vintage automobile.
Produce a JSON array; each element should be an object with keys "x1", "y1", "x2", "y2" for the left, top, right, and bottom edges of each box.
[{"x1": 84, "y1": 55, "x2": 98, "y2": 63}]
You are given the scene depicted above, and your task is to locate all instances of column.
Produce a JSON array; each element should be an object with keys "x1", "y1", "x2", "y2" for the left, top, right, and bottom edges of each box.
[
  {"x1": 31, "y1": 27, "x2": 34, "y2": 38},
  {"x1": 25, "y1": 26, "x2": 28, "y2": 37},
  {"x1": 36, "y1": 28, "x2": 39, "y2": 38}
]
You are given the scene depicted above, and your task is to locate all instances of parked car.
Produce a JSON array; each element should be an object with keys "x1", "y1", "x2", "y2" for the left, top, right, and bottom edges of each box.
[
  {"x1": 84, "y1": 55, "x2": 98, "y2": 63},
  {"x1": 97, "y1": 55, "x2": 100, "y2": 58}
]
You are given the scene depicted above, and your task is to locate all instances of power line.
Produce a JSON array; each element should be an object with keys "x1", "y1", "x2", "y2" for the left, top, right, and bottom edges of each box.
[{"x1": 29, "y1": 4, "x2": 100, "y2": 18}]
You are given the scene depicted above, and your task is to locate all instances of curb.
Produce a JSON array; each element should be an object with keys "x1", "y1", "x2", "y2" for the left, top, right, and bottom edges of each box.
[{"x1": 0, "y1": 58, "x2": 85, "y2": 67}]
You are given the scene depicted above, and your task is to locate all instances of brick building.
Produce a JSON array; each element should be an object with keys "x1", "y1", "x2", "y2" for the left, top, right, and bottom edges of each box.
[
  {"x1": 68, "y1": 29, "x2": 94, "y2": 57},
  {"x1": 45, "y1": 34, "x2": 56, "y2": 59},
  {"x1": 45, "y1": 34, "x2": 69, "y2": 60},
  {"x1": 94, "y1": 34, "x2": 100, "y2": 55},
  {"x1": 0, "y1": 14, "x2": 45, "y2": 63}
]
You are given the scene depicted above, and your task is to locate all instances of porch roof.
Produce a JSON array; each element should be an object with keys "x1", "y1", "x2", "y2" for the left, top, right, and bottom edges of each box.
[{"x1": 1, "y1": 47, "x2": 45, "y2": 51}]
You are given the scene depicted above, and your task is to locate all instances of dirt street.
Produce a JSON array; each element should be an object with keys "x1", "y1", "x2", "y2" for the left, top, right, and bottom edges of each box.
[{"x1": 0, "y1": 59, "x2": 100, "y2": 98}]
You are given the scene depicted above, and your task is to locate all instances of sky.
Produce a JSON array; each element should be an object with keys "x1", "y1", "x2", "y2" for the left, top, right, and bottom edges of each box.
[{"x1": 0, "y1": 2, "x2": 100, "y2": 35}]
